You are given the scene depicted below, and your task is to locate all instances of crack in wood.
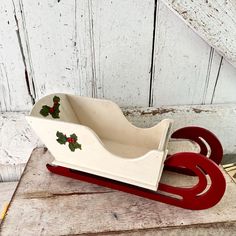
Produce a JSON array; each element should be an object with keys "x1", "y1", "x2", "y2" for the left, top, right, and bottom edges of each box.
[
  {"x1": 149, "y1": 0, "x2": 159, "y2": 107},
  {"x1": 202, "y1": 47, "x2": 214, "y2": 105},
  {"x1": 11, "y1": 0, "x2": 35, "y2": 104},
  {"x1": 211, "y1": 56, "x2": 223, "y2": 104},
  {"x1": 192, "y1": 108, "x2": 212, "y2": 114},
  {"x1": 73, "y1": 0, "x2": 81, "y2": 95},
  {"x1": 88, "y1": 0, "x2": 97, "y2": 98},
  {"x1": 20, "y1": 190, "x2": 114, "y2": 200},
  {"x1": 123, "y1": 107, "x2": 175, "y2": 116},
  {"x1": 57, "y1": 221, "x2": 236, "y2": 236},
  {"x1": 0, "y1": 63, "x2": 12, "y2": 111}
]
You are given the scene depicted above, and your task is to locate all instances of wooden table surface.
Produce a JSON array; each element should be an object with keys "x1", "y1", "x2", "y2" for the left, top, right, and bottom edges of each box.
[{"x1": 1, "y1": 147, "x2": 236, "y2": 236}]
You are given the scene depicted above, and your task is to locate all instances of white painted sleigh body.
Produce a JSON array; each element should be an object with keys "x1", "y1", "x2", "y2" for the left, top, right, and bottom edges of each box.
[{"x1": 26, "y1": 93, "x2": 173, "y2": 191}]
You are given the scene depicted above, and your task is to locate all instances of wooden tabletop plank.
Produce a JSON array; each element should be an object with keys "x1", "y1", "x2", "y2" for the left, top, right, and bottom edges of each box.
[{"x1": 1, "y1": 148, "x2": 236, "y2": 235}]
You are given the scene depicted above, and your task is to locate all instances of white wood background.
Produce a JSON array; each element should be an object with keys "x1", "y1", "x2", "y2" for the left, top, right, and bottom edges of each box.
[
  {"x1": 0, "y1": 0, "x2": 236, "y2": 110},
  {"x1": 0, "y1": 0, "x2": 236, "y2": 178}
]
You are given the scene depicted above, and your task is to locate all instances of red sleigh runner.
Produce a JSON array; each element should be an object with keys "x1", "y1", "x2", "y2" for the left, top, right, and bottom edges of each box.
[{"x1": 26, "y1": 93, "x2": 226, "y2": 210}]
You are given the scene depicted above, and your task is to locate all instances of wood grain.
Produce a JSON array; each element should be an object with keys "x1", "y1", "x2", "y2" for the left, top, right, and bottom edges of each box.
[
  {"x1": 1, "y1": 0, "x2": 236, "y2": 110},
  {"x1": 0, "y1": 182, "x2": 17, "y2": 222},
  {"x1": 0, "y1": 1, "x2": 32, "y2": 111},
  {"x1": 151, "y1": 1, "x2": 213, "y2": 106},
  {"x1": 162, "y1": 0, "x2": 236, "y2": 68},
  {"x1": 211, "y1": 58, "x2": 236, "y2": 104},
  {"x1": 12, "y1": 0, "x2": 80, "y2": 99},
  {"x1": 12, "y1": 0, "x2": 154, "y2": 107},
  {"x1": 0, "y1": 148, "x2": 235, "y2": 235},
  {"x1": 89, "y1": 0, "x2": 154, "y2": 106},
  {"x1": 1, "y1": 104, "x2": 236, "y2": 174}
]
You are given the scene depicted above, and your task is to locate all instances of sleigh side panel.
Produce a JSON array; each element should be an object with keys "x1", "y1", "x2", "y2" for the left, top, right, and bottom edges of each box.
[{"x1": 26, "y1": 116, "x2": 166, "y2": 190}]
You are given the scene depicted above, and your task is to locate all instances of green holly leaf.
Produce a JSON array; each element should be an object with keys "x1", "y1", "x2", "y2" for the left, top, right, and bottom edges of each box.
[
  {"x1": 69, "y1": 143, "x2": 76, "y2": 152},
  {"x1": 56, "y1": 131, "x2": 67, "y2": 144},
  {"x1": 54, "y1": 103, "x2": 60, "y2": 110},
  {"x1": 53, "y1": 96, "x2": 60, "y2": 103},
  {"x1": 40, "y1": 105, "x2": 50, "y2": 117},
  {"x1": 56, "y1": 131, "x2": 64, "y2": 138},
  {"x1": 40, "y1": 96, "x2": 61, "y2": 118},
  {"x1": 57, "y1": 138, "x2": 66, "y2": 144},
  {"x1": 52, "y1": 111, "x2": 60, "y2": 119},
  {"x1": 56, "y1": 131, "x2": 82, "y2": 152},
  {"x1": 52, "y1": 100, "x2": 60, "y2": 118},
  {"x1": 70, "y1": 133, "x2": 77, "y2": 141},
  {"x1": 74, "y1": 142, "x2": 82, "y2": 150}
]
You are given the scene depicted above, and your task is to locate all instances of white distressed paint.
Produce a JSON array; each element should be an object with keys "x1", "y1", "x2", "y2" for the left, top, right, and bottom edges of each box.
[
  {"x1": 162, "y1": 0, "x2": 236, "y2": 68},
  {"x1": 89, "y1": 0, "x2": 154, "y2": 106},
  {"x1": 12, "y1": 0, "x2": 154, "y2": 107},
  {"x1": 0, "y1": 0, "x2": 235, "y2": 110},
  {"x1": 0, "y1": 1, "x2": 32, "y2": 111},
  {"x1": 0, "y1": 0, "x2": 236, "y2": 183},
  {"x1": 0, "y1": 112, "x2": 42, "y2": 166},
  {"x1": 152, "y1": 1, "x2": 213, "y2": 106},
  {"x1": 1, "y1": 104, "x2": 236, "y2": 167},
  {"x1": 202, "y1": 50, "x2": 223, "y2": 104},
  {"x1": 12, "y1": 0, "x2": 80, "y2": 100},
  {"x1": 212, "y1": 59, "x2": 236, "y2": 104}
]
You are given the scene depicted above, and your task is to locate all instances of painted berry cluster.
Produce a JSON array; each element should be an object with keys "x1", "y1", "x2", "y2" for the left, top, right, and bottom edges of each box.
[
  {"x1": 56, "y1": 131, "x2": 82, "y2": 152},
  {"x1": 40, "y1": 96, "x2": 60, "y2": 118}
]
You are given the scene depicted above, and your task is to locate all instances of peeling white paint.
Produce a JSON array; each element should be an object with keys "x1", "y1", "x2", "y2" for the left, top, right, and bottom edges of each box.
[{"x1": 162, "y1": 0, "x2": 236, "y2": 68}]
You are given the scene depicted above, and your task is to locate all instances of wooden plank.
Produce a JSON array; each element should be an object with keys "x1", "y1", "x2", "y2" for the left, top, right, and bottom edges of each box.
[
  {"x1": 0, "y1": 1, "x2": 32, "y2": 111},
  {"x1": 151, "y1": 2, "x2": 236, "y2": 106},
  {"x1": 211, "y1": 58, "x2": 236, "y2": 104},
  {"x1": 194, "y1": 50, "x2": 236, "y2": 105},
  {"x1": 1, "y1": 104, "x2": 236, "y2": 174},
  {"x1": 151, "y1": 1, "x2": 213, "y2": 106},
  {"x1": 12, "y1": 0, "x2": 82, "y2": 100},
  {"x1": 0, "y1": 182, "x2": 17, "y2": 222},
  {"x1": 162, "y1": 0, "x2": 236, "y2": 68},
  {"x1": 201, "y1": 50, "x2": 223, "y2": 104},
  {"x1": 89, "y1": 0, "x2": 154, "y2": 106},
  {"x1": 13, "y1": 0, "x2": 154, "y2": 107},
  {"x1": 0, "y1": 148, "x2": 236, "y2": 235}
]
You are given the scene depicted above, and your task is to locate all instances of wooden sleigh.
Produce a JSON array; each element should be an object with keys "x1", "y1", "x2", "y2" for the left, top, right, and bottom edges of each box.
[{"x1": 26, "y1": 93, "x2": 226, "y2": 210}]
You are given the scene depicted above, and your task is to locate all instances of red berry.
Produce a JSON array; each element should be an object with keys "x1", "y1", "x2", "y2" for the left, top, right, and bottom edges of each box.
[
  {"x1": 67, "y1": 137, "x2": 75, "y2": 143},
  {"x1": 49, "y1": 107, "x2": 54, "y2": 113}
]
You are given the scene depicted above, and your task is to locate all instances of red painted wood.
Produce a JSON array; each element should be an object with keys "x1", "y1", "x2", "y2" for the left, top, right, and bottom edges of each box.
[
  {"x1": 165, "y1": 127, "x2": 223, "y2": 175},
  {"x1": 171, "y1": 126, "x2": 223, "y2": 164},
  {"x1": 46, "y1": 152, "x2": 226, "y2": 210}
]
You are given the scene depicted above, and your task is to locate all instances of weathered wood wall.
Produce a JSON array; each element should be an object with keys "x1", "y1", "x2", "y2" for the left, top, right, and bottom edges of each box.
[
  {"x1": 0, "y1": 0, "x2": 236, "y2": 110},
  {"x1": 0, "y1": 0, "x2": 236, "y2": 176},
  {"x1": 1, "y1": 104, "x2": 236, "y2": 175},
  {"x1": 162, "y1": 0, "x2": 236, "y2": 68}
]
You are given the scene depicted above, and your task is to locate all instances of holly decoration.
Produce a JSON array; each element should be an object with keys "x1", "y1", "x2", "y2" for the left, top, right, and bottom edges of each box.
[
  {"x1": 56, "y1": 131, "x2": 82, "y2": 152},
  {"x1": 40, "y1": 96, "x2": 60, "y2": 118}
]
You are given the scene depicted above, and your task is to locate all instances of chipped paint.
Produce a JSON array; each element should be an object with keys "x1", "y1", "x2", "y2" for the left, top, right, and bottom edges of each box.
[
  {"x1": 192, "y1": 108, "x2": 213, "y2": 114},
  {"x1": 1, "y1": 104, "x2": 236, "y2": 180},
  {"x1": 162, "y1": 0, "x2": 236, "y2": 67}
]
